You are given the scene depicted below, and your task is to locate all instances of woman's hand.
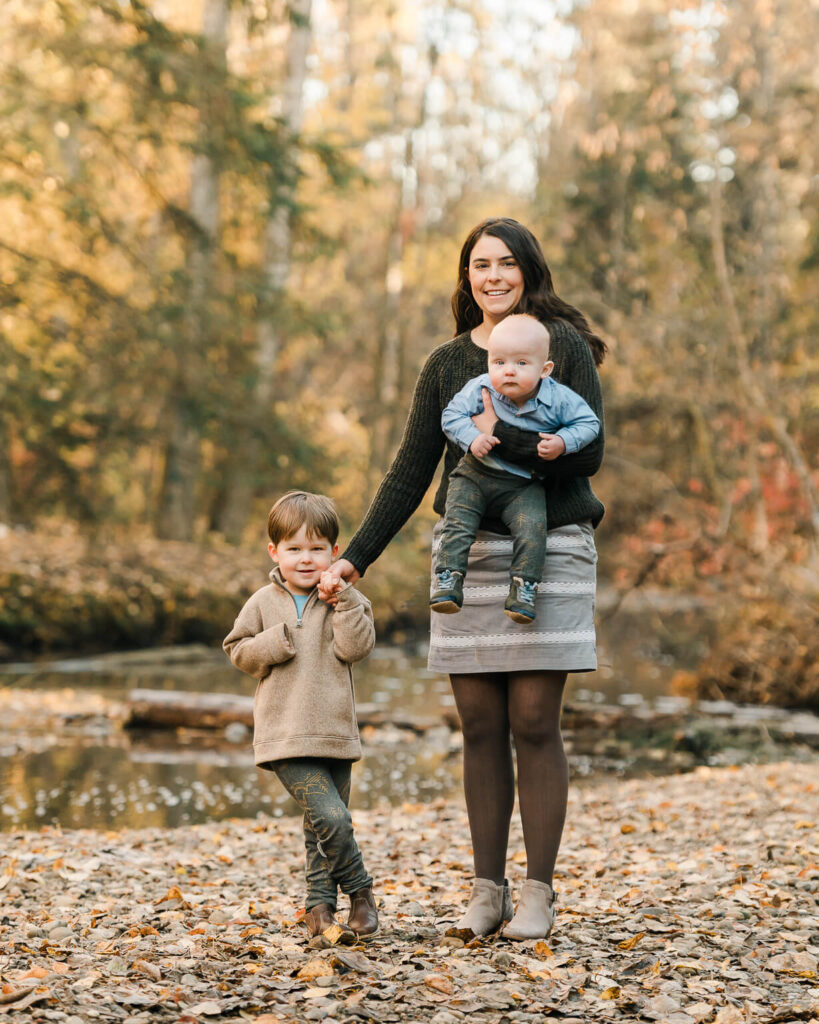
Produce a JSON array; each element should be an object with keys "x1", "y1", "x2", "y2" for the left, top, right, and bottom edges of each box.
[
  {"x1": 318, "y1": 558, "x2": 360, "y2": 605},
  {"x1": 471, "y1": 387, "x2": 499, "y2": 434}
]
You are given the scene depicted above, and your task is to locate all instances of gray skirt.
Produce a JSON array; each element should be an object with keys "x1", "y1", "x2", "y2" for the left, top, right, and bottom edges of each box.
[{"x1": 427, "y1": 519, "x2": 598, "y2": 675}]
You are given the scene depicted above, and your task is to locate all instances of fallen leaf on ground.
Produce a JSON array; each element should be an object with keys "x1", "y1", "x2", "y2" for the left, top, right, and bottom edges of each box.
[
  {"x1": 297, "y1": 958, "x2": 334, "y2": 981},
  {"x1": 425, "y1": 974, "x2": 453, "y2": 995}
]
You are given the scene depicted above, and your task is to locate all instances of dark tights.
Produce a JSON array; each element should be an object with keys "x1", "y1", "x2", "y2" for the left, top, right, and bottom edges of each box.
[{"x1": 450, "y1": 670, "x2": 568, "y2": 886}]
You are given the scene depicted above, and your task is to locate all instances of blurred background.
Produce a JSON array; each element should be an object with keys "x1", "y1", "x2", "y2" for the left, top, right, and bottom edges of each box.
[{"x1": 0, "y1": 0, "x2": 817, "y2": 828}]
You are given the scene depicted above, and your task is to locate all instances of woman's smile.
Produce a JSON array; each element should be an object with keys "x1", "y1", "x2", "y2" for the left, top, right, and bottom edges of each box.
[{"x1": 468, "y1": 234, "x2": 525, "y2": 326}]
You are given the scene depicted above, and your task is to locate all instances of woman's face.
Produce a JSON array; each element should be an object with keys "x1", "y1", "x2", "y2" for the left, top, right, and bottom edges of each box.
[{"x1": 467, "y1": 233, "x2": 525, "y2": 327}]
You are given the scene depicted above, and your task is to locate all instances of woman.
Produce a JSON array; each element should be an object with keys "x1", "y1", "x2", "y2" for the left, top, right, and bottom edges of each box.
[{"x1": 322, "y1": 217, "x2": 606, "y2": 940}]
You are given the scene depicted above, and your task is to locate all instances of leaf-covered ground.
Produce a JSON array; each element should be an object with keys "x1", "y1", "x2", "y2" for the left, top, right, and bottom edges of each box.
[{"x1": 1, "y1": 761, "x2": 817, "y2": 1023}]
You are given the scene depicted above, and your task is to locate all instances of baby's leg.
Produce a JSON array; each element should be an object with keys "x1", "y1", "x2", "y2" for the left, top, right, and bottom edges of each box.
[
  {"x1": 435, "y1": 462, "x2": 490, "y2": 577},
  {"x1": 500, "y1": 481, "x2": 548, "y2": 585},
  {"x1": 499, "y1": 482, "x2": 548, "y2": 624}
]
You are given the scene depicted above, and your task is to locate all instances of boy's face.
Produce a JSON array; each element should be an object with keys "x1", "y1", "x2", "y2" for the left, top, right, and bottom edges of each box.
[
  {"x1": 269, "y1": 524, "x2": 338, "y2": 595},
  {"x1": 487, "y1": 317, "x2": 553, "y2": 407}
]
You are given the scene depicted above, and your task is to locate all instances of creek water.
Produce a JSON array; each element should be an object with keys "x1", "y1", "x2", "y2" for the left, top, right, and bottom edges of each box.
[{"x1": 0, "y1": 594, "x2": 718, "y2": 832}]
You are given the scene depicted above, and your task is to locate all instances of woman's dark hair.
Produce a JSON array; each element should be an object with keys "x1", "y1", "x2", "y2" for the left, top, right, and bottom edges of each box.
[{"x1": 451, "y1": 217, "x2": 607, "y2": 366}]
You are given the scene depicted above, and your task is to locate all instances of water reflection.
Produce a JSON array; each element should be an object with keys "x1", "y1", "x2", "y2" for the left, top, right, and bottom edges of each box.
[
  {"x1": 0, "y1": 603, "x2": 720, "y2": 832},
  {"x1": 0, "y1": 735, "x2": 462, "y2": 832}
]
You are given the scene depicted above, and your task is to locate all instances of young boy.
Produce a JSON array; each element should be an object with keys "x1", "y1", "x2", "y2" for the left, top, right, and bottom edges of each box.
[
  {"x1": 431, "y1": 313, "x2": 600, "y2": 623},
  {"x1": 223, "y1": 491, "x2": 378, "y2": 944}
]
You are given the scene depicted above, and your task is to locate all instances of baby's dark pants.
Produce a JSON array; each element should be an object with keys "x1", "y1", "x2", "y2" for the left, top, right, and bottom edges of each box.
[{"x1": 436, "y1": 454, "x2": 548, "y2": 584}]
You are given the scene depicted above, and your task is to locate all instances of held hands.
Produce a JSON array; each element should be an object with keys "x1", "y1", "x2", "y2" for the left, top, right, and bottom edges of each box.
[
  {"x1": 538, "y1": 433, "x2": 567, "y2": 460},
  {"x1": 470, "y1": 432, "x2": 500, "y2": 458},
  {"x1": 318, "y1": 558, "x2": 360, "y2": 606}
]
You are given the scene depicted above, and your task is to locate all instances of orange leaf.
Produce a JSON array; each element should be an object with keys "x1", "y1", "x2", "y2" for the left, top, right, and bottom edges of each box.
[
  {"x1": 425, "y1": 975, "x2": 453, "y2": 995},
  {"x1": 155, "y1": 885, "x2": 184, "y2": 905},
  {"x1": 618, "y1": 932, "x2": 645, "y2": 950}
]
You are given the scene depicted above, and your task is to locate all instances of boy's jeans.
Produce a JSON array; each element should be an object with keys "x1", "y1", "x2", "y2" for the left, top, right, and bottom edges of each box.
[
  {"x1": 273, "y1": 758, "x2": 372, "y2": 911},
  {"x1": 436, "y1": 454, "x2": 548, "y2": 583}
]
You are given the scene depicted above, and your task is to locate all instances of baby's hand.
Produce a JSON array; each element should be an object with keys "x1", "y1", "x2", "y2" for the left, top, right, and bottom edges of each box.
[
  {"x1": 537, "y1": 433, "x2": 566, "y2": 460},
  {"x1": 470, "y1": 432, "x2": 500, "y2": 458},
  {"x1": 319, "y1": 570, "x2": 343, "y2": 606}
]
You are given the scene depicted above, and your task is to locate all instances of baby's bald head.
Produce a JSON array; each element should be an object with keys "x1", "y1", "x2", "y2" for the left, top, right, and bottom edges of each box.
[{"x1": 488, "y1": 314, "x2": 551, "y2": 363}]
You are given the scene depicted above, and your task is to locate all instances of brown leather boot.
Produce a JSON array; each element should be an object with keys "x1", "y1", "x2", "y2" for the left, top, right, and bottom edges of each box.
[
  {"x1": 302, "y1": 903, "x2": 355, "y2": 945},
  {"x1": 347, "y1": 886, "x2": 379, "y2": 939}
]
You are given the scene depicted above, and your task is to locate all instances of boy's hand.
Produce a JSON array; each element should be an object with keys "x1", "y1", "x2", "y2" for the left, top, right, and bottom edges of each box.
[
  {"x1": 319, "y1": 569, "x2": 344, "y2": 606},
  {"x1": 319, "y1": 559, "x2": 360, "y2": 605},
  {"x1": 537, "y1": 433, "x2": 566, "y2": 460},
  {"x1": 470, "y1": 432, "x2": 500, "y2": 458}
]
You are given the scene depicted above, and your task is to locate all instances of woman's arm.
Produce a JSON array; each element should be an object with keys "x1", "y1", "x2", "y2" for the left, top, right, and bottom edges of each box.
[
  {"x1": 340, "y1": 347, "x2": 449, "y2": 576},
  {"x1": 490, "y1": 320, "x2": 605, "y2": 480}
]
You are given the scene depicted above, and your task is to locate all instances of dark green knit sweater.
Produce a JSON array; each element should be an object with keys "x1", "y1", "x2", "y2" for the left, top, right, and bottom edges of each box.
[{"x1": 344, "y1": 318, "x2": 605, "y2": 576}]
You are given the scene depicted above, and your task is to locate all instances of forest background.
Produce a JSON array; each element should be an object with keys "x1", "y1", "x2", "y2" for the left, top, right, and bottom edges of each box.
[{"x1": 0, "y1": 0, "x2": 816, "y2": 709}]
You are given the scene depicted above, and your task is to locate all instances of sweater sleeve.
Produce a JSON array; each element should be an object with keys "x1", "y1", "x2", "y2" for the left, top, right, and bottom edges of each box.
[
  {"x1": 342, "y1": 346, "x2": 449, "y2": 575},
  {"x1": 492, "y1": 320, "x2": 605, "y2": 480},
  {"x1": 223, "y1": 597, "x2": 296, "y2": 679},
  {"x1": 331, "y1": 585, "x2": 376, "y2": 663}
]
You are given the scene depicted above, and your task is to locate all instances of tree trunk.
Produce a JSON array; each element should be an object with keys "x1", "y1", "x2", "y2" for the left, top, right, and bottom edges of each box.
[
  {"x1": 216, "y1": 0, "x2": 312, "y2": 540},
  {"x1": 708, "y1": 13, "x2": 818, "y2": 556},
  {"x1": 156, "y1": 0, "x2": 228, "y2": 541},
  {"x1": 369, "y1": 47, "x2": 437, "y2": 477},
  {"x1": 708, "y1": 173, "x2": 770, "y2": 554},
  {"x1": 0, "y1": 417, "x2": 12, "y2": 522}
]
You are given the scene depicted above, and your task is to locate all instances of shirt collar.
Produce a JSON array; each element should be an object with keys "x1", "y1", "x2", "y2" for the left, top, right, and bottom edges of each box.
[{"x1": 488, "y1": 376, "x2": 554, "y2": 413}]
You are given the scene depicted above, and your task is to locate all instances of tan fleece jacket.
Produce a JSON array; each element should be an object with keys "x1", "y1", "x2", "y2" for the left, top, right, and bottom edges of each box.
[{"x1": 223, "y1": 567, "x2": 375, "y2": 766}]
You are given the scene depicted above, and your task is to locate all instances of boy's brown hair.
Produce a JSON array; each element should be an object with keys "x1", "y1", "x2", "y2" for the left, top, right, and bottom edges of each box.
[{"x1": 267, "y1": 491, "x2": 339, "y2": 545}]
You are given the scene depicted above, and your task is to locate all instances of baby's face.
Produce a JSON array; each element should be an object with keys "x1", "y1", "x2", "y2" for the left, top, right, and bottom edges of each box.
[{"x1": 487, "y1": 318, "x2": 552, "y2": 406}]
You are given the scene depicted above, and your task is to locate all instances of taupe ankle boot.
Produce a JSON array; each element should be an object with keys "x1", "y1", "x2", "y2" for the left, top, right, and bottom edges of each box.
[
  {"x1": 446, "y1": 878, "x2": 513, "y2": 937},
  {"x1": 503, "y1": 879, "x2": 556, "y2": 940}
]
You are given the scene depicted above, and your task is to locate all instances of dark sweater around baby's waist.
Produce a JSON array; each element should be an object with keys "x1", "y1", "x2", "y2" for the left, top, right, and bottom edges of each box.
[{"x1": 433, "y1": 444, "x2": 604, "y2": 534}]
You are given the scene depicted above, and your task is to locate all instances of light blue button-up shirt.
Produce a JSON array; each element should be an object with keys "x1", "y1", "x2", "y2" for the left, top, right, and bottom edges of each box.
[{"x1": 441, "y1": 373, "x2": 600, "y2": 479}]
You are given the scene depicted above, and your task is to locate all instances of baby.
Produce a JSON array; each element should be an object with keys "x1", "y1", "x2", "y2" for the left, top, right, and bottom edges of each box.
[{"x1": 431, "y1": 314, "x2": 600, "y2": 623}]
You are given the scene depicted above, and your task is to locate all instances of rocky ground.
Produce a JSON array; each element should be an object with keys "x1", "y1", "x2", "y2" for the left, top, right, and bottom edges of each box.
[{"x1": 0, "y1": 761, "x2": 817, "y2": 1024}]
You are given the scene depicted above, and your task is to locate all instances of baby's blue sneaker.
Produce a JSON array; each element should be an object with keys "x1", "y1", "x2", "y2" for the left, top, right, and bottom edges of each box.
[
  {"x1": 430, "y1": 569, "x2": 464, "y2": 614},
  {"x1": 505, "y1": 577, "x2": 538, "y2": 623}
]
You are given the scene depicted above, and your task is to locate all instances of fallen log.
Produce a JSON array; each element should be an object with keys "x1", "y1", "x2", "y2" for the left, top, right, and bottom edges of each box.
[
  {"x1": 123, "y1": 689, "x2": 458, "y2": 734},
  {"x1": 122, "y1": 689, "x2": 819, "y2": 748},
  {"x1": 124, "y1": 689, "x2": 254, "y2": 731}
]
